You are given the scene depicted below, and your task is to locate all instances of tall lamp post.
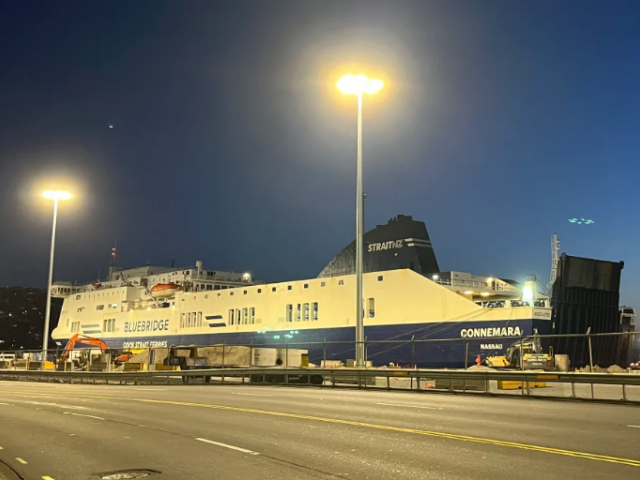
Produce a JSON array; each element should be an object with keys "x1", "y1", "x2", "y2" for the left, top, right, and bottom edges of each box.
[
  {"x1": 41, "y1": 190, "x2": 72, "y2": 361},
  {"x1": 337, "y1": 74, "x2": 384, "y2": 367}
]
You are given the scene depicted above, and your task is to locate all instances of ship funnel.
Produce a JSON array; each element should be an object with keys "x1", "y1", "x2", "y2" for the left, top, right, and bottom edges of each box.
[{"x1": 196, "y1": 260, "x2": 203, "y2": 277}]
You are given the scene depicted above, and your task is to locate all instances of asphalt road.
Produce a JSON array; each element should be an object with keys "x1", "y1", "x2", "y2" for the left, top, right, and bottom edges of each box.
[{"x1": 0, "y1": 382, "x2": 639, "y2": 480}]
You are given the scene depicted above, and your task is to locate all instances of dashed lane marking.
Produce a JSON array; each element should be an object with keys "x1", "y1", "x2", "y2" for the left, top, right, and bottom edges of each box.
[
  {"x1": 232, "y1": 393, "x2": 273, "y2": 397},
  {"x1": 2, "y1": 389, "x2": 640, "y2": 468},
  {"x1": 628, "y1": 425, "x2": 640, "y2": 429},
  {"x1": 374, "y1": 402, "x2": 441, "y2": 410},
  {"x1": 195, "y1": 437, "x2": 259, "y2": 455},
  {"x1": 63, "y1": 412, "x2": 104, "y2": 420},
  {"x1": 15, "y1": 457, "x2": 28, "y2": 464}
]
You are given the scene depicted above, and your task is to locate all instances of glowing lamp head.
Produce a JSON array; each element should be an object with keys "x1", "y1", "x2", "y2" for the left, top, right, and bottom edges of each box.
[
  {"x1": 337, "y1": 74, "x2": 384, "y2": 95},
  {"x1": 42, "y1": 190, "x2": 72, "y2": 201}
]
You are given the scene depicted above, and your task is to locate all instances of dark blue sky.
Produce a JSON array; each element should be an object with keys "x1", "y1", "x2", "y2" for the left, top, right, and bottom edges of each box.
[{"x1": 1, "y1": 1, "x2": 639, "y2": 305}]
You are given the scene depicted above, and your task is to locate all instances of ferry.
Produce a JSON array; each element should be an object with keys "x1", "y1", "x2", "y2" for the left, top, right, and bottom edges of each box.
[{"x1": 50, "y1": 215, "x2": 552, "y2": 368}]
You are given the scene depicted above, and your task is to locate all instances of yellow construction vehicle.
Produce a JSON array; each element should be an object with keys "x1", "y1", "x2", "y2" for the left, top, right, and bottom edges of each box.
[{"x1": 485, "y1": 330, "x2": 555, "y2": 371}]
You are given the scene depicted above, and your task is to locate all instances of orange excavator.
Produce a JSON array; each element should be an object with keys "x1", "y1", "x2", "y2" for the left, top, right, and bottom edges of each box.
[
  {"x1": 60, "y1": 334, "x2": 134, "y2": 368},
  {"x1": 61, "y1": 334, "x2": 109, "y2": 359}
]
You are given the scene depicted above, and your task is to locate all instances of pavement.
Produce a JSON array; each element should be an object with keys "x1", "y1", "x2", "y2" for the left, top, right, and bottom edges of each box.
[{"x1": 0, "y1": 382, "x2": 639, "y2": 480}]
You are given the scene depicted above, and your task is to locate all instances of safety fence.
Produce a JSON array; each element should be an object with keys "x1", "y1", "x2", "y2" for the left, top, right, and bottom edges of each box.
[
  {"x1": 0, "y1": 331, "x2": 638, "y2": 372},
  {"x1": 1, "y1": 366, "x2": 639, "y2": 404}
]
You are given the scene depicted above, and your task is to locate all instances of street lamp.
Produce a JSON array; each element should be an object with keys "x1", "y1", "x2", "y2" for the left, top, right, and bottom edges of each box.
[
  {"x1": 337, "y1": 74, "x2": 384, "y2": 367},
  {"x1": 41, "y1": 190, "x2": 72, "y2": 361}
]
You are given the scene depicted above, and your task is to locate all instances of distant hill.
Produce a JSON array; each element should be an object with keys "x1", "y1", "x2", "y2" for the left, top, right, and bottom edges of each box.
[{"x1": 0, "y1": 287, "x2": 61, "y2": 351}]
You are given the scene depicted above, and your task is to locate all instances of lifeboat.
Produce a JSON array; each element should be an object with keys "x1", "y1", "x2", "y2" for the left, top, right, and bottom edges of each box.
[{"x1": 151, "y1": 283, "x2": 182, "y2": 298}]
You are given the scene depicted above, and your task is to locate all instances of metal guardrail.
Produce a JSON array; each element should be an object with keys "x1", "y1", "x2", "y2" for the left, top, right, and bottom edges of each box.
[{"x1": 1, "y1": 367, "x2": 639, "y2": 404}]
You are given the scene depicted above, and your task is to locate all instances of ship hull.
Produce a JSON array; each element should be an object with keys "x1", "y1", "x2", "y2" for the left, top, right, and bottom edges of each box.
[{"x1": 54, "y1": 318, "x2": 551, "y2": 368}]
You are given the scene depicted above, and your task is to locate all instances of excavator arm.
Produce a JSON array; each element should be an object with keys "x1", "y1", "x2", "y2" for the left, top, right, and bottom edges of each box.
[{"x1": 61, "y1": 334, "x2": 109, "y2": 359}]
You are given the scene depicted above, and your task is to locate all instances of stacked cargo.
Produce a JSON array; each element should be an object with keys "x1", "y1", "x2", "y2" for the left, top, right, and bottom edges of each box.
[{"x1": 551, "y1": 254, "x2": 625, "y2": 367}]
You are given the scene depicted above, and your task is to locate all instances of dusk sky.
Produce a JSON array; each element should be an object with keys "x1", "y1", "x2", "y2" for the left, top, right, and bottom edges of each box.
[{"x1": 1, "y1": 1, "x2": 639, "y2": 305}]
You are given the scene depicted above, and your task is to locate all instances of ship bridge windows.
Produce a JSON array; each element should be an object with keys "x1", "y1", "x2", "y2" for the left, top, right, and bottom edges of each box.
[
  {"x1": 103, "y1": 319, "x2": 116, "y2": 332},
  {"x1": 312, "y1": 302, "x2": 318, "y2": 321},
  {"x1": 368, "y1": 298, "x2": 375, "y2": 318},
  {"x1": 75, "y1": 295, "x2": 81, "y2": 300},
  {"x1": 96, "y1": 305, "x2": 104, "y2": 311},
  {"x1": 71, "y1": 321, "x2": 80, "y2": 333},
  {"x1": 303, "y1": 303, "x2": 309, "y2": 321},
  {"x1": 295, "y1": 304, "x2": 301, "y2": 322},
  {"x1": 286, "y1": 304, "x2": 293, "y2": 322}
]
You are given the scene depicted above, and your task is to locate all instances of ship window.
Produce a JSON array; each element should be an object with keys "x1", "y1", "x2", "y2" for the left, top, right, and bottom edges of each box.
[
  {"x1": 214, "y1": 285, "x2": 220, "y2": 290},
  {"x1": 222, "y1": 285, "x2": 228, "y2": 289},
  {"x1": 66, "y1": 319, "x2": 69, "y2": 328},
  {"x1": 303, "y1": 303, "x2": 309, "y2": 321},
  {"x1": 180, "y1": 313, "x2": 185, "y2": 328},
  {"x1": 75, "y1": 295, "x2": 81, "y2": 300},
  {"x1": 244, "y1": 290, "x2": 247, "y2": 295},
  {"x1": 338, "y1": 280, "x2": 344, "y2": 285},
  {"x1": 77, "y1": 307, "x2": 84, "y2": 313},
  {"x1": 197, "y1": 312, "x2": 203, "y2": 327},
  {"x1": 368, "y1": 298, "x2": 375, "y2": 318},
  {"x1": 237, "y1": 309, "x2": 242, "y2": 325},
  {"x1": 230, "y1": 292, "x2": 234, "y2": 296},
  {"x1": 96, "y1": 305, "x2": 104, "y2": 311},
  {"x1": 250, "y1": 307, "x2": 255, "y2": 324},
  {"x1": 288, "y1": 285, "x2": 292, "y2": 291},
  {"x1": 272, "y1": 287, "x2": 277, "y2": 292},
  {"x1": 320, "y1": 282, "x2": 325, "y2": 287},
  {"x1": 257, "y1": 288, "x2": 262, "y2": 293},
  {"x1": 206, "y1": 285, "x2": 212, "y2": 291},
  {"x1": 286, "y1": 304, "x2": 293, "y2": 322},
  {"x1": 295, "y1": 304, "x2": 301, "y2": 322},
  {"x1": 303, "y1": 284, "x2": 308, "y2": 289},
  {"x1": 378, "y1": 275, "x2": 383, "y2": 281},
  {"x1": 312, "y1": 302, "x2": 318, "y2": 321},
  {"x1": 243, "y1": 308, "x2": 248, "y2": 324},
  {"x1": 229, "y1": 309, "x2": 234, "y2": 325},
  {"x1": 187, "y1": 312, "x2": 191, "y2": 327}
]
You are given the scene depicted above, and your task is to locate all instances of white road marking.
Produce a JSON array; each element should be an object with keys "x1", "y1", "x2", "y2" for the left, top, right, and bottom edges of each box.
[
  {"x1": 195, "y1": 437, "x2": 260, "y2": 455},
  {"x1": 232, "y1": 392, "x2": 273, "y2": 397},
  {"x1": 16, "y1": 457, "x2": 28, "y2": 464},
  {"x1": 27, "y1": 401, "x2": 89, "y2": 410},
  {"x1": 134, "y1": 388, "x2": 167, "y2": 391},
  {"x1": 63, "y1": 412, "x2": 104, "y2": 420},
  {"x1": 627, "y1": 425, "x2": 640, "y2": 429},
  {"x1": 374, "y1": 402, "x2": 441, "y2": 410}
]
